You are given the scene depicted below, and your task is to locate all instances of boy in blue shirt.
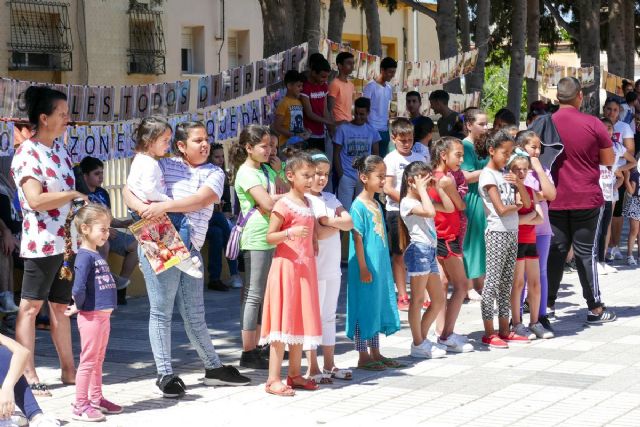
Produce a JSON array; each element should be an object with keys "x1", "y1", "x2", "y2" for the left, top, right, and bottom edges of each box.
[{"x1": 333, "y1": 97, "x2": 381, "y2": 212}]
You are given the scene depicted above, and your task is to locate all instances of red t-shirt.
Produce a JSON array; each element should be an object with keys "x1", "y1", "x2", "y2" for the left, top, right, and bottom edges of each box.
[
  {"x1": 518, "y1": 186, "x2": 536, "y2": 244},
  {"x1": 550, "y1": 107, "x2": 612, "y2": 210},
  {"x1": 428, "y1": 171, "x2": 460, "y2": 241},
  {"x1": 301, "y1": 81, "x2": 328, "y2": 138}
]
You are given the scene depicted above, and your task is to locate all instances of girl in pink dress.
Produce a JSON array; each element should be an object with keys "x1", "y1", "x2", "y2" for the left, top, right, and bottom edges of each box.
[{"x1": 260, "y1": 152, "x2": 322, "y2": 396}]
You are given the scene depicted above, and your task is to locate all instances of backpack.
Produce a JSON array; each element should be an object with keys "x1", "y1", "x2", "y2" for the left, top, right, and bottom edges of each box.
[{"x1": 225, "y1": 165, "x2": 271, "y2": 260}]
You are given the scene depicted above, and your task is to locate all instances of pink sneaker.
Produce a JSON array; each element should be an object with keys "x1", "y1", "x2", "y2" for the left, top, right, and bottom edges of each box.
[
  {"x1": 91, "y1": 398, "x2": 123, "y2": 414},
  {"x1": 72, "y1": 404, "x2": 106, "y2": 422}
]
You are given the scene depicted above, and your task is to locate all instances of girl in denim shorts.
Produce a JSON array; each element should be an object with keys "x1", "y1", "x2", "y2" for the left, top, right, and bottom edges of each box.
[{"x1": 399, "y1": 161, "x2": 453, "y2": 359}]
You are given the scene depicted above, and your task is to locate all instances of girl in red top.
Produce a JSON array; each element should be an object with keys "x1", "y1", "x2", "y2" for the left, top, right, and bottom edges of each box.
[
  {"x1": 430, "y1": 137, "x2": 474, "y2": 353},
  {"x1": 509, "y1": 151, "x2": 553, "y2": 340}
]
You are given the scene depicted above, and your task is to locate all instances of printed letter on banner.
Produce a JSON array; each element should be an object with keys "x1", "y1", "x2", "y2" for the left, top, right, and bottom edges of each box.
[
  {"x1": 205, "y1": 109, "x2": 216, "y2": 143},
  {"x1": 211, "y1": 74, "x2": 221, "y2": 106},
  {"x1": 84, "y1": 86, "x2": 100, "y2": 122},
  {"x1": 114, "y1": 123, "x2": 126, "y2": 159},
  {"x1": 67, "y1": 126, "x2": 82, "y2": 164},
  {"x1": 231, "y1": 67, "x2": 242, "y2": 100},
  {"x1": 150, "y1": 83, "x2": 166, "y2": 116},
  {"x1": 119, "y1": 86, "x2": 136, "y2": 121},
  {"x1": 136, "y1": 85, "x2": 150, "y2": 118},
  {"x1": 228, "y1": 106, "x2": 238, "y2": 139},
  {"x1": 165, "y1": 82, "x2": 177, "y2": 114},
  {"x1": 99, "y1": 86, "x2": 115, "y2": 122},
  {"x1": 69, "y1": 85, "x2": 86, "y2": 122},
  {"x1": 177, "y1": 80, "x2": 190, "y2": 113},
  {"x1": 242, "y1": 64, "x2": 255, "y2": 96},
  {"x1": 97, "y1": 125, "x2": 112, "y2": 161},
  {"x1": 197, "y1": 75, "x2": 211, "y2": 109},
  {"x1": 221, "y1": 70, "x2": 232, "y2": 102},
  {"x1": 255, "y1": 60, "x2": 266, "y2": 91}
]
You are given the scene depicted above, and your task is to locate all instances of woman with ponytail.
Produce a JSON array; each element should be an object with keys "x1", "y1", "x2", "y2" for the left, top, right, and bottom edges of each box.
[{"x1": 10, "y1": 86, "x2": 88, "y2": 395}]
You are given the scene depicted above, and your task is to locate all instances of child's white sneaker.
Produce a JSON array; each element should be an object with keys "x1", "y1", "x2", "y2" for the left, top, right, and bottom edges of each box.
[
  {"x1": 175, "y1": 256, "x2": 203, "y2": 278},
  {"x1": 627, "y1": 256, "x2": 637, "y2": 266}
]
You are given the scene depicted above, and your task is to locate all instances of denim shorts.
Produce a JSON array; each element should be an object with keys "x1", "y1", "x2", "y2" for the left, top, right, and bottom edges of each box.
[{"x1": 404, "y1": 242, "x2": 439, "y2": 277}]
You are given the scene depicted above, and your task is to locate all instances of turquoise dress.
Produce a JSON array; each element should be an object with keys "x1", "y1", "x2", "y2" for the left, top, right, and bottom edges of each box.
[
  {"x1": 462, "y1": 138, "x2": 489, "y2": 279},
  {"x1": 346, "y1": 198, "x2": 400, "y2": 341}
]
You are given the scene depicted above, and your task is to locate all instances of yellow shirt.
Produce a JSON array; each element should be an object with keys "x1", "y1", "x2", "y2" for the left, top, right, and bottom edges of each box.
[{"x1": 276, "y1": 96, "x2": 305, "y2": 146}]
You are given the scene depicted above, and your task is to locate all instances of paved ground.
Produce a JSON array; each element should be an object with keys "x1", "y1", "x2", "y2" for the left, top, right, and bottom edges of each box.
[{"x1": 31, "y1": 260, "x2": 640, "y2": 427}]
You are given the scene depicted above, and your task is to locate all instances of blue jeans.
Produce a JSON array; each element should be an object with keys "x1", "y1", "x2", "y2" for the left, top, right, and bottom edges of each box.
[
  {"x1": 139, "y1": 247, "x2": 222, "y2": 376},
  {"x1": 206, "y1": 212, "x2": 238, "y2": 281},
  {"x1": 0, "y1": 347, "x2": 41, "y2": 420}
]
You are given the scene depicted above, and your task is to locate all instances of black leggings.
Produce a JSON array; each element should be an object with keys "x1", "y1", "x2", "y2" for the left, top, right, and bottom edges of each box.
[
  {"x1": 547, "y1": 208, "x2": 603, "y2": 310},
  {"x1": 596, "y1": 201, "x2": 613, "y2": 262}
]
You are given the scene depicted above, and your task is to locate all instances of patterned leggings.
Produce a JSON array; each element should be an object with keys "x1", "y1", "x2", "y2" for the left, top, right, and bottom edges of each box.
[
  {"x1": 354, "y1": 322, "x2": 380, "y2": 352},
  {"x1": 482, "y1": 230, "x2": 518, "y2": 321}
]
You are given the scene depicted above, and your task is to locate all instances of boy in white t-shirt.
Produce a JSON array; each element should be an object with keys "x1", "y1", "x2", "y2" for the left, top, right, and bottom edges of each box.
[{"x1": 383, "y1": 118, "x2": 427, "y2": 311}]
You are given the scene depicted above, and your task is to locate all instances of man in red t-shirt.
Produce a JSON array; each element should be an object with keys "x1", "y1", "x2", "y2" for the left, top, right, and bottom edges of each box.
[
  {"x1": 547, "y1": 77, "x2": 616, "y2": 324},
  {"x1": 301, "y1": 58, "x2": 334, "y2": 152}
]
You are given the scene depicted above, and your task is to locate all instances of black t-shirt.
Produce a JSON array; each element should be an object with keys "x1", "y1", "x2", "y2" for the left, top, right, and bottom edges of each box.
[{"x1": 437, "y1": 111, "x2": 459, "y2": 137}]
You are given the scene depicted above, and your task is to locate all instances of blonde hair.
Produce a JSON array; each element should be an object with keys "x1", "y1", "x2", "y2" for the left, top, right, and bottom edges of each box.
[{"x1": 60, "y1": 203, "x2": 112, "y2": 280}]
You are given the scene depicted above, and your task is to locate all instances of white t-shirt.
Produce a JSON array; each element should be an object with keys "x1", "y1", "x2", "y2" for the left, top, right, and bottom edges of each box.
[
  {"x1": 479, "y1": 167, "x2": 518, "y2": 232},
  {"x1": 400, "y1": 197, "x2": 437, "y2": 247},
  {"x1": 384, "y1": 149, "x2": 427, "y2": 211},
  {"x1": 307, "y1": 192, "x2": 343, "y2": 280},
  {"x1": 127, "y1": 153, "x2": 171, "y2": 203},
  {"x1": 613, "y1": 120, "x2": 634, "y2": 169},
  {"x1": 363, "y1": 80, "x2": 392, "y2": 132}
]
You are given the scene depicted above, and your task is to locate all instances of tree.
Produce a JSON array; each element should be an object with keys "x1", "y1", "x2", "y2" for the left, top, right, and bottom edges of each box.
[
  {"x1": 327, "y1": 0, "x2": 346, "y2": 43},
  {"x1": 458, "y1": 0, "x2": 471, "y2": 52},
  {"x1": 545, "y1": 0, "x2": 601, "y2": 115},
  {"x1": 507, "y1": 0, "x2": 527, "y2": 119},
  {"x1": 361, "y1": 0, "x2": 383, "y2": 56},
  {"x1": 623, "y1": 0, "x2": 636, "y2": 79},
  {"x1": 436, "y1": 0, "x2": 460, "y2": 92},
  {"x1": 259, "y1": 0, "x2": 298, "y2": 56},
  {"x1": 526, "y1": 0, "x2": 540, "y2": 107},
  {"x1": 303, "y1": 0, "x2": 321, "y2": 54},
  {"x1": 467, "y1": 0, "x2": 490, "y2": 95},
  {"x1": 607, "y1": 0, "x2": 626, "y2": 76}
]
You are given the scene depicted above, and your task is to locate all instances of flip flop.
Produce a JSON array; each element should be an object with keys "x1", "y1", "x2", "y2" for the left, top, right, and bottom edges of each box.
[
  {"x1": 323, "y1": 367, "x2": 352, "y2": 380},
  {"x1": 29, "y1": 383, "x2": 52, "y2": 397},
  {"x1": 357, "y1": 361, "x2": 386, "y2": 371},
  {"x1": 265, "y1": 382, "x2": 295, "y2": 397},
  {"x1": 379, "y1": 357, "x2": 406, "y2": 369}
]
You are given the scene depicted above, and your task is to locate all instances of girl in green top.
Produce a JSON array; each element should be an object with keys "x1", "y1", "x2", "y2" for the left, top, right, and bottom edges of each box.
[
  {"x1": 461, "y1": 109, "x2": 490, "y2": 295},
  {"x1": 230, "y1": 125, "x2": 282, "y2": 370}
]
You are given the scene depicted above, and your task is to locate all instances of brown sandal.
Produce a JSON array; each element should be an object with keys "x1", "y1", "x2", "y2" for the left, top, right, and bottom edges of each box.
[{"x1": 265, "y1": 381, "x2": 295, "y2": 397}]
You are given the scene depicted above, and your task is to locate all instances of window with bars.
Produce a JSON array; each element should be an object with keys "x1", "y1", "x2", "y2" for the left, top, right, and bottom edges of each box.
[
  {"x1": 127, "y1": 2, "x2": 166, "y2": 75},
  {"x1": 8, "y1": 0, "x2": 73, "y2": 71}
]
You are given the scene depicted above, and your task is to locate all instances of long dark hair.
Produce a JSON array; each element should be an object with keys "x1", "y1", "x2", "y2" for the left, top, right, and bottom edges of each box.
[{"x1": 398, "y1": 161, "x2": 432, "y2": 252}]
